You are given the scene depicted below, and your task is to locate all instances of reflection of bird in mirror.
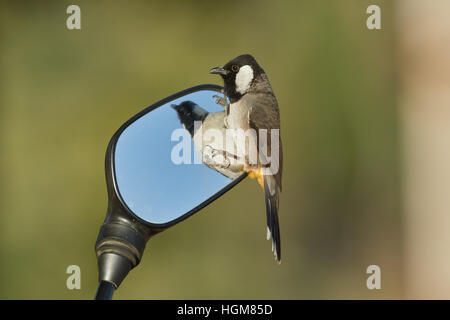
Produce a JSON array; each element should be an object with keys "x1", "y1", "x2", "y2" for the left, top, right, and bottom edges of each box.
[
  {"x1": 171, "y1": 101, "x2": 243, "y2": 180},
  {"x1": 210, "y1": 54, "x2": 283, "y2": 263}
]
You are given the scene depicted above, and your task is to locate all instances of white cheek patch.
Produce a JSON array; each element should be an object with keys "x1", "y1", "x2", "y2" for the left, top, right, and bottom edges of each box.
[{"x1": 235, "y1": 65, "x2": 254, "y2": 94}]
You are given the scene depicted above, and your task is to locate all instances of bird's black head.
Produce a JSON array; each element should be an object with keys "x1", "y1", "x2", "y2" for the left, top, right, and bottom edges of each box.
[
  {"x1": 171, "y1": 101, "x2": 208, "y2": 136},
  {"x1": 210, "y1": 54, "x2": 265, "y2": 103}
]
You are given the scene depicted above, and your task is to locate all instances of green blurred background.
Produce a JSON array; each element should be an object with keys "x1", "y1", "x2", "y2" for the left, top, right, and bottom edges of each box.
[{"x1": 0, "y1": 0, "x2": 403, "y2": 299}]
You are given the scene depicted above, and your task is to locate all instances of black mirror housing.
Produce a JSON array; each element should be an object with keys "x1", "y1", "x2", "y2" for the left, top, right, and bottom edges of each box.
[{"x1": 95, "y1": 84, "x2": 246, "y2": 296}]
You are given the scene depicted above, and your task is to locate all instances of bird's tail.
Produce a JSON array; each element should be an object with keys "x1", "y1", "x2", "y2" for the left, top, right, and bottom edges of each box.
[{"x1": 263, "y1": 174, "x2": 281, "y2": 264}]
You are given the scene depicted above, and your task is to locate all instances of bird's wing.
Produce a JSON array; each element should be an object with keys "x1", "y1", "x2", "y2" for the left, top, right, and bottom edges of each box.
[
  {"x1": 243, "y1": 93, "x2": 283, "y2": 190},
  {"x1": 243, "y1": 93, "x2": 283, "y2": 263}
]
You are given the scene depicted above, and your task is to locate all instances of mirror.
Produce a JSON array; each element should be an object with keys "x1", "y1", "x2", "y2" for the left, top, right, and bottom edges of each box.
[{"x1": 113, "y1": 89, "x2": 245, "y2": 225}]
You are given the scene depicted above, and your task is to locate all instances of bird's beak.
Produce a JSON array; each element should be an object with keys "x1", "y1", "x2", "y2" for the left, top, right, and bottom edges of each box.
[{"x1": 209, "y1": 66, "x2": 228, "y2": 76}]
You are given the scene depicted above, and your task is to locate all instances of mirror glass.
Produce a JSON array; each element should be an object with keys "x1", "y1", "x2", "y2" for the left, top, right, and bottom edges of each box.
[{"x1": 114, "y1": 89, "x2": 243, "y2": 225}]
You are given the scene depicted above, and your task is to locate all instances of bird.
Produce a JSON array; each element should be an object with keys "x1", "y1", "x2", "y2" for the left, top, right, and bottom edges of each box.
[
  {"x1": 210, "y1": 54, "x2": 283, "y2": 263},
  {"x1": 171, "y1": 100, "x2": 243, "y2": 180}
]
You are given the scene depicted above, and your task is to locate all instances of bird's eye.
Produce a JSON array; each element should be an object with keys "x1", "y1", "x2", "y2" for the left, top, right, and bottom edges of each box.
[{"x1": 231, "y1": 65, "x2": 239, "y2": 72}]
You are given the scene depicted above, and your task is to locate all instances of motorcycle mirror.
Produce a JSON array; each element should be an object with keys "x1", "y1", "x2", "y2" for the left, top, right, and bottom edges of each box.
[{"x1": 94, "y1": 84, "x2": 246, "y2": 299}]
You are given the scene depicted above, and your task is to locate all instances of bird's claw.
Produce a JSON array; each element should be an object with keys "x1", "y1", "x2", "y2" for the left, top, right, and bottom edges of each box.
[
  {"x1": 213, "y1": 95, "x2": 228, "y2": 108},
  {"x1": 203, "y1": 145, "x2": 214, "y2": 164},
  {"x1": 203, "y1": 145, "x2": 230, "y2": 168}
]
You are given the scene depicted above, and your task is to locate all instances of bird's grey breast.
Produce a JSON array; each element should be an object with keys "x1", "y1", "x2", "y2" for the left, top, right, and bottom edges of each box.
[{"x1": 227, "y1": 94, "x2": 257, "y2": 130}]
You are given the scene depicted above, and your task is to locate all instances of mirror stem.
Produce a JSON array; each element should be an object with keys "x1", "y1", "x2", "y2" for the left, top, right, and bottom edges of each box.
[
  {"x1": 95, "y1": 280, "x2": 115, "y2": 300},
  {"x1": 95, "y1": 213, "x2": 152, "y2": 297}
]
